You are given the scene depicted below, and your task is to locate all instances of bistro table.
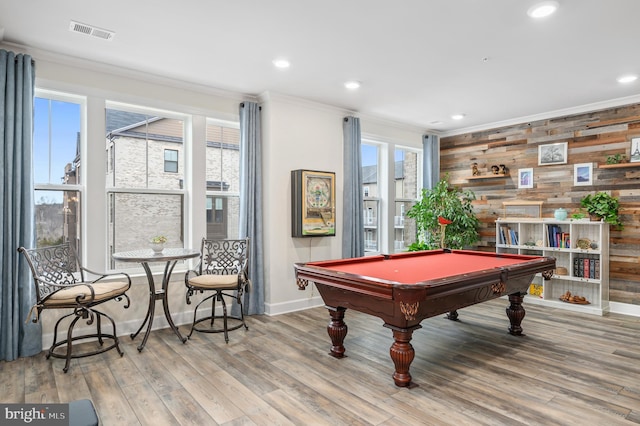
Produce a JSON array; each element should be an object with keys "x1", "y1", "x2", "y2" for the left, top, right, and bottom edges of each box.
[{"x1": 112, "y1": 247, "x2": 200, "y2": 351}]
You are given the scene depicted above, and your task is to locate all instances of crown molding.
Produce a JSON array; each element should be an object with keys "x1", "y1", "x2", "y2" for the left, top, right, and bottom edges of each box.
[{"x1": 440, "y1": 94, "x2": 640, "y2": 137}]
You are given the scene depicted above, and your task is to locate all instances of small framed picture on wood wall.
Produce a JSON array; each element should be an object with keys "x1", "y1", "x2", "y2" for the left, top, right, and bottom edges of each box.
[
  {"x1": 631, "y1": 138, "x2": 640, "y2": 162},
  {"x1": 574, "y1": 163, "x2": 593, "y2": 186},
  {"x1": 538, "y1": 142, "x2": 568, "y2": 165},
  {"x1": 518, "y1": 168, "x2": 533, "y2": 189}
]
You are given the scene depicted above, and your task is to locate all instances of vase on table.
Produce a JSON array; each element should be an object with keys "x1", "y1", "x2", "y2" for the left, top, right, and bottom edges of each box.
[{"x1": 150, "y1": 242, "x2": 165, "y2": 253}]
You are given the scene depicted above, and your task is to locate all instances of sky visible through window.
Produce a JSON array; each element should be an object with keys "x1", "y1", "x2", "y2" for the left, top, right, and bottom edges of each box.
[{"x1": 33, "y1": 97, "x2": 81, "y2": 203}]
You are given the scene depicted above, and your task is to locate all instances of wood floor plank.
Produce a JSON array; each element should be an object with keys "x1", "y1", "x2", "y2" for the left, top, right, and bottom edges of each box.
[{"x1": 2, "y1": 299, "x2": 640, "y2": 425}]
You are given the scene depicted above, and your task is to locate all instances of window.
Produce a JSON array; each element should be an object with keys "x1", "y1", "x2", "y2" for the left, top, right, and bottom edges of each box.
[
  {"x1": 33, "y1": 92, "x2": 84, "y2": 255},
  {"x1": 164, "y1": 149, "x2": 178, "y2": 173},
  {"x1": 205, "y1": 119, "x2": 241, "y2": 240},
  {"x1": 394, "y1": 148, "x2": 420, "y2": 251},
  {"x1": 361, "y1": 141, "x2": 421, "y2": 253},
  {"x1": 106, "y1": 103, "x2": 186, "y2": 267},
  {"x1": 362, "y1": 144, "x2": 380, "y2": 252}
]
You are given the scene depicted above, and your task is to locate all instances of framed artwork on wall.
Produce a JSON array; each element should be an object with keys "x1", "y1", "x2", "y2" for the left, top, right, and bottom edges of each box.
[
  {"x1": 291, "y1": 169, "x2": 336, "y2": 237},
  {"x1": 518, "y1": 168, "x2": 534, "y2": 189},
  {"x1": 574, "y1": 163, "x2": 593, "y2": 186},
  {"x1": 631, "y1": 138, "x2": 640, "y2": 162},
  {"x1": 538, "y1": 142, "x2": 568, "y2": 165}
]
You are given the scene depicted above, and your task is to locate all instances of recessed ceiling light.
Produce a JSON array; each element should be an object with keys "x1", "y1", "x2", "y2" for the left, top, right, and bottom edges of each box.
[
  {"x1": 451, "y1": 114, "x2": 465, "y2": 120},
  {"x1": 344, "y1": 80, "x2": 361, "y2": 90},
  {"x1": 272, "y1": 58, "x2": 290, "y2": 69},
  {"x1": 617, "y1": 74, "x2": 638, "y2": 84},
  {"x1": 527, "y1": 1, "x2": 559, "y2": 18}
]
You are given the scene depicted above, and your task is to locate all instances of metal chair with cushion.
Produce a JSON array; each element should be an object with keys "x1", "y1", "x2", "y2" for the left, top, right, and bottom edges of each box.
[
  {"x1": 18, "y1": 243, "x2": 131, "y2": 372},
  {"x1": 184, "y1": 238, "x2": 250, "y2": 343}
]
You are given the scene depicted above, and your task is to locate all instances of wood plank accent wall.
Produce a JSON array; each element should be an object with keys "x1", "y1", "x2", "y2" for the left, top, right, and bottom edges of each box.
[{"x1": 440, "y1": 103, "x2": 640, "y2": 306}]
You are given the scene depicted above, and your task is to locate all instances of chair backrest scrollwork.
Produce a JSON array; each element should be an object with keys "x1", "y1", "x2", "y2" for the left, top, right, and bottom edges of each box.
[
  {"x1": 19, "y1": 243, "x2": 83, "y2": 302},
  {"x1": 199, "y1": 238, "x2": 249, "y2": 278}
]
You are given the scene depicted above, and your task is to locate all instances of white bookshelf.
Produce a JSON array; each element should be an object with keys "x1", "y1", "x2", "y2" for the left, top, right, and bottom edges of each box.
[{"x1": 496, "y1": 218, "x2": 609, "y2": 315}]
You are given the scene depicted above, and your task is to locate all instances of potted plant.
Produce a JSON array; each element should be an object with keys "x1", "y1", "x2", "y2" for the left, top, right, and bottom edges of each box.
[
  {"x1": 150, "y1": 235, "x2": 168, "y2": 253},
  {"x1": 606, "y1": 153, "x2": 626, "y2": 164},
  {"x1": 406, "y1": 175, "x2": 479, "y2": 250},
  {"x1": 580, "y1": 192, "x2": 623, "y2": 229}
]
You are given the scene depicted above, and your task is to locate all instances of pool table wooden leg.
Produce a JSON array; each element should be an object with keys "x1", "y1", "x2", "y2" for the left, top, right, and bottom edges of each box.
[
  {"x1": 506, "y1": 292, "x2": 526, "y2": 335},
  {"x1": 326, "y1": 307, "x2": 347, "y2": 358},
  {"x1": 385, "y1": 324, "x2": 422, "y2": 387}
]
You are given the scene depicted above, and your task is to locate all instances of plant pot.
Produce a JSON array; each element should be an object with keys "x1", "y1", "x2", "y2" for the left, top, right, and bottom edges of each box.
[
  {"x1": 589, "y1": 213, "x2": 602, "y2": 222},
  {"x1": 150, "y1": 242, "x2": 165, "y2": 253}
]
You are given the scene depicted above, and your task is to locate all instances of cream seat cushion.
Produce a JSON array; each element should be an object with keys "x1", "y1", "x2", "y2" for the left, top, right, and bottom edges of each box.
[
  {"x1": 44, "y1": 281, "x2": 129, "y2": 306},
  {"x1": 188, "y1": 274, "x2": 238, "y2": 290}
]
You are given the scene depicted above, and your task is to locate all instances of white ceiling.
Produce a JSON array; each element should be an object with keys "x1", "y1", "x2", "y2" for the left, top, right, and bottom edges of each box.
[{"x1": 1, "y1": 0, "x2": 640, "y2": 135}]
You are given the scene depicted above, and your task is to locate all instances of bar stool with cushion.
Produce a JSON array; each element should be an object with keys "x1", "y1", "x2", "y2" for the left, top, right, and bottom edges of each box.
[
  {"x1": 184, "y1": 238, "x2": 250, "y2": 343},
  {"x1": 18, "y1": 243, "x2": 131, "y2": 372}
]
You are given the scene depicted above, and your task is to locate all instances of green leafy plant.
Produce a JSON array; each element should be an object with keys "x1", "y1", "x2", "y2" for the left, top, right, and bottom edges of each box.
[
  {"x1": 606, "y1": 153, "x2": 626, "y2": 164},
  {"x1": 406, "y1": 175, "x2": 479, "y2": 250},
  {"x1": 571, "y1": 210, "x2": 587, "y2": 220},
  {"x1": 150, "y1": 235, "x2": 168, "y2": 244},
  {"x1": 580, "y1": 192, "x2": 623, "y2": 229}
]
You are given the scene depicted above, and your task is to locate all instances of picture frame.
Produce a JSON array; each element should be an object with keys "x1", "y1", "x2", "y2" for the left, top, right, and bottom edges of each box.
[
  {"x1": 538, "y1": 142, "x2": 568, "y2": 165},
  {"x1": 291, "y1": 169, "x2": 336, "y2": 237},
  {"x1": 574, "y1": 163, "x2": 593, "y2": 186},
  {"x1": 631, "y1": 138, "x2": 640, "y2": 162},
  {"x1": 518, "y1": 168, "x2": 534, "y2": 189}
]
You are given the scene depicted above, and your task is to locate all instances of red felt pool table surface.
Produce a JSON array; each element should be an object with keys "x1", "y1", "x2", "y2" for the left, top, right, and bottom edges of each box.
[{"x1": 306, "y1": 250, "x2": 543, "y2": 284}]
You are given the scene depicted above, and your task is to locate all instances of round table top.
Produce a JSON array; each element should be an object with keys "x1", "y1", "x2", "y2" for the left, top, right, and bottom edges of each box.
[{"x1": 112, "y1": 247, "x2": 200, "y2": 263}]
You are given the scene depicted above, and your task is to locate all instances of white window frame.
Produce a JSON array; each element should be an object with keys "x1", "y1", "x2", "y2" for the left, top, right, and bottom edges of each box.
[
  {"x1": 33, "y1": 89, "x2": 87, "y2": 259},
  {"x1": 362, "y1": 137, "x2": 422, "y2": 254}
]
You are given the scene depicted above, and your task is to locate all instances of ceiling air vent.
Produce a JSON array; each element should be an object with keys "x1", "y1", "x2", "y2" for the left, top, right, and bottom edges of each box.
[{"x1": 69, "y1": 20, "x2": 115, "y2": 41}]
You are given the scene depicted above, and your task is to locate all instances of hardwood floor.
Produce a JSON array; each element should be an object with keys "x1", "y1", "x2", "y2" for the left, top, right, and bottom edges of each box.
[{"x1": 2, "y1": 299, "x2": 640, "y2": 425}]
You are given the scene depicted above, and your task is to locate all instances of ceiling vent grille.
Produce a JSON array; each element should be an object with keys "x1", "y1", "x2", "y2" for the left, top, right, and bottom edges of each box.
[{"x1": 69, "y1": 21, "x2": 115, "y2": 41}]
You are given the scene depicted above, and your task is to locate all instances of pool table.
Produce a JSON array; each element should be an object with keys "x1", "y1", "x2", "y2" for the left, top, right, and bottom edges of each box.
[{"x1": 294, "y1": 249, "x2": 555, "y2": 387}]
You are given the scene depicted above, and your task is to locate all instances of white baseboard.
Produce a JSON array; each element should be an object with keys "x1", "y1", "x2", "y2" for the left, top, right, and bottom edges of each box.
[
  {"x1": 264, "y1": 294, "x2": 324, "y2": 316},
  {"x1": 609, "y1": 302, "x2": 640, "y2": 318}
]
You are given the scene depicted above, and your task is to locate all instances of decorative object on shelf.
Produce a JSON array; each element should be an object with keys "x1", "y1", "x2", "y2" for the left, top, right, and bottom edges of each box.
[
  {"x1": 150, "y1": 235, "x2": 167, "y2": 253},
  {"x1": 576, "y1": 238, "x2": 591, "y2": 250},
  {"x1": 471, "y1": 162, "x2": 479, "y2": 176},
  {"x1": 291, "y1": 169, "x2": 336, "y2": 237},
  {"x1": 499, "y1": 164, "x2": 507, "y2": 175},
  {"x1": 517, "y1": 168, "x2": 533, "y2": 189},
  {"x1": 529, "y1": 283, "x2": 543, "y2": 298},
  {"x1": 538, "y1": 142, "x2": 568, "y2": 166},
  {"x1": 559, "y1": 291, "x2": 590, "y2": 304},
  {"x1": 631, "y1": 138, "x2": 640, "y2": 162},
  {"x1": 606, "y1": 153, "x2": 626, "y2": 164},
  {"x1": 590, "y1": 241, "x2": 599, "y2": 249},
  {"x1": 554, "y1": 208, "x2": 568, "y2": 221},
  {"x1": 574, "y1": 163, "x2": 593, "y2": 186},
  {"x1": 406, "y1": 174, "x2": 479, "y2": 251},
  {"x1": 556, "y1": 266, "x2": 568, "y2": 275},
  {"x1": 491, "y1": 165, "x2": 499, "y2": 174},
  {"x1": 580, "y1": 191, "x2": 623, "y2": 229},
  {"x1": 571, "y1": 209, "x2": 588, "y2": 220}
]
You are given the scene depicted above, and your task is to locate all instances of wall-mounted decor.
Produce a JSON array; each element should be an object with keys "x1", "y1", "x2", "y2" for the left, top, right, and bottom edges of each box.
[
  {"x1": 631, "y1": 138, "x2": 640, "y2": 162},
  {"x1": 291, "y1": 169, "x2": 336, "y2": 237},
  {"x1": 518, "y1": 168, "x2": 533, "y2": 189},
  {"x1": 538, "y1": 142, "x2": 568, "y2": 165},
  {"x1": 574, "y1": 163, "x2": 593, "y2": 186}
]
